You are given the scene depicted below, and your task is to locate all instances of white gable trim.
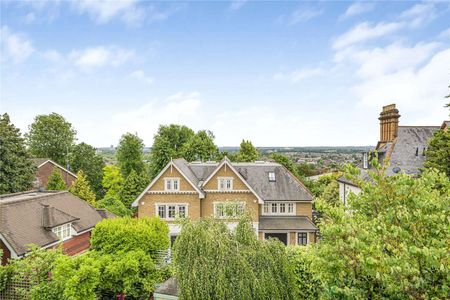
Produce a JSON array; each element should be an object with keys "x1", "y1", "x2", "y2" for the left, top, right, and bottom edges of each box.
[
  {"x1": 202, "y1": 159, "x2": 264, "y2": 204},
  {"x1": 132, "y1": 160, "x2": 204, "y2": 207},
  {"x1": 38, "y1": 160, "x2": 78, "y2": 179}
]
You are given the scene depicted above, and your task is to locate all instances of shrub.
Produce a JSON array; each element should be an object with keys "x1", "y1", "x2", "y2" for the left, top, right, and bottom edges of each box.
[{"x1": 286, "y1": 246, "x2": 320, "y2": 299}]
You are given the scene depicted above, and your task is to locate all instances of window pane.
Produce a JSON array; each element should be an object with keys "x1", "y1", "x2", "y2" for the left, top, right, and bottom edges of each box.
[
  {"x1": 288, "y1": 203, "x2": 294, "y2": 213},
  {"x1": 269, "y1": 172, "x2": 276, "y2": 182},
  {"x1": 166, "y1": 180, "x2": 171, "y2": 190},
  {"x1": 168, "y1": 206, "x2": 176, "y2": 218},
  {"x1": 263, "y1": 203, "x2": 269, "y2": 213},
  {"x1": 178, "y1": 205, "x2": 186, "y2": 218},
  {"x1": 237, "y1": 204, "x2": 244, "y2": 215},
  {"x1": 298, "y1": 233, "x2": 308, "y2": 246},
  {"x1": 173, "y1": 180, "x2": 179, "y2": 190},
  {"x1": 226, "y1": 179, "x2": 232, "y2": 189},
  {"x1": 158, "y1": 206, "x2": 166, "y2": 218},
  {"x1": 279, "y1": 203, "x2": 285, "y2": 213},
  {"x1": 271, "y1": 203, "x2": 277, "y2": 213}
]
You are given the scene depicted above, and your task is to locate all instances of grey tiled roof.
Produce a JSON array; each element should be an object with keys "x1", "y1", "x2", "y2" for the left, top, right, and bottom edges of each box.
[
  {"x1": 155, "y1": 277, "x2": 178, "y2": 296},
  {"x1": 385, "y1": 126, "x2": 439, "y2": 176},
  {"x1": 42, "y1": 205, "x2": 79, "y2": 229},
  {"x1": 174, "y1": 159, "x2": 313, "y2": 201},
  {"x1": 0, "y1": 191, "x2": 106, "y2": 256},
  {"x1": 259, "y1": 216, "x2": 317, "y2": 231}
]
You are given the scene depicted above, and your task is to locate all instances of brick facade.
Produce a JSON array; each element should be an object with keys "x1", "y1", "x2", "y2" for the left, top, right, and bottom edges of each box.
[
  {"x1": 1, "y1": 239, "x2": 11, "y2": 265},
  {"x1": 35, "y1": 161, "x2": 77, "y2": 188},
  {"x1": 60, "y1": 231, "x2": 92, "y2": 256}
]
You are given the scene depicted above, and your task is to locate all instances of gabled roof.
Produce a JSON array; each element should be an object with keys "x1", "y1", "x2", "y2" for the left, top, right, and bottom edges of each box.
[
  {"x1": 31, "y1": 158, "x2": 78, "y2": 179},
  {"x1": 42, "y1": 205, "x2": 79, "y2": 229},
  {"x1": 133, "y1": 157, "x2": 313, "y2": 206},
  {"x1": 132, "y1": 159, "x2": 205, "y2": 207},
  {"x1": 0, "y1": 191, "x2": 106, "y2": 256}
]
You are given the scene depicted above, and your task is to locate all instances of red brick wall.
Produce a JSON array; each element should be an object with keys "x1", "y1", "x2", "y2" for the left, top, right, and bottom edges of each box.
[
  {"x1": 36, "y1": 161, "x2": 77, "y2": 188},
  {"x1": 0, "y1": 240, "x2": 11, "y2": 265},
  {"x1": 61, "y1": 231, "x2": 92, "y2": 256}
]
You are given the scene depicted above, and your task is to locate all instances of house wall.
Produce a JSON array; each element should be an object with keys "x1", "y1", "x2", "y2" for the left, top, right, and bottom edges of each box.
[
  {"x1": 201, "y1": 192, "x2": 259, "y2": 221},
  {"x1": 296, "y1": 202, "x2": 312, "y2": 219},
  {"x1": 150, "y1": 167, "x2": 195, "y2": 192},
  {"x1": 138, "y1": 194, "x2": 201, "y2": 220},
  {"x1": 36, "y1": 162, "x2": 76, "y2": 188},
  {"x1": 54, "y1": 231, "x2": 92, "y2": 256},
  {"x1": 338, "y1": 182, "x2": 361, "y2": 206},
  {"x1": 0, "y1": 240, "x2": 11, "y2": 265},
  {"x1": 203, "y1": 165, "x2": 249, "y2": 190}
]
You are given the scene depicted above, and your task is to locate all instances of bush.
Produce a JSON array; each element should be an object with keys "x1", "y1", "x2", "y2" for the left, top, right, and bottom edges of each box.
[
  {"x1": 286, "y1": 246, "x2": 320, "y2": 299},
  {"x1": 97, "y1": 195, "x2": 130, "y2": 217},
  {"x1": 90, "y1": 217, "x2": 169, "y2": 257}
]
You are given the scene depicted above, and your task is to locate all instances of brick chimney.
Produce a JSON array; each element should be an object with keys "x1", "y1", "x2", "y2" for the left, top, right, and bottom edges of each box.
[{"x1": 378, "y1": 104, "x2": 400, "y2": 143}]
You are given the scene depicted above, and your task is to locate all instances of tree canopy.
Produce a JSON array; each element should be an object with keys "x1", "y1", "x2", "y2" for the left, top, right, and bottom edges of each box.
[
  {"x1": 424, "y1": 129, "x2": 450, "y2": 177},
  {"x1": 96, "y1": 195, "x2": 130, "y2": 217},
  {"x1": 0, "y1": 113, "x2": 36, "y2": 194},
  {"x1": 173, "y1": 217, "x2": 297, "y2": 299},
  {"x1": 69, "y1": 142, "x2": 105, "y2": 198},
  {"x1": 120, "y1": 169, "x2": 147, "y2": 209},
  {"x1": 311, "y1": 166, "x2": 450, "y2": 299},
  {"x1": 101, "y1": 165, "x2": 124, "y2": 200},
  {"x1": 46, "y1": 168, "x2": 66, "y2": 190},
  {"x1": 25, "y1": 113, "x2": 76, "y2": 166},
  {"x1": 270, "y1": 152, "x2": 300, "y2": 177},
  {"x1": 235, "y1": 139, "x2": 260, "y2": 162},
  {"x1": 69, "y1": 170, "x2": 96, "y2": 206},
  {"x1": 182, "y1": 130, "x2": 218, "y2": 162},
  {"x1": 116, "y1": 133, "x2": 145, "y2": 178}
]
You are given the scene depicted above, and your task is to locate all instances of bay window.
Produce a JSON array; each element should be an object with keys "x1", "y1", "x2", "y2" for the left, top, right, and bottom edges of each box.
[{"x1": 262, "y1": 202, "x2": 296, "y2": 216}]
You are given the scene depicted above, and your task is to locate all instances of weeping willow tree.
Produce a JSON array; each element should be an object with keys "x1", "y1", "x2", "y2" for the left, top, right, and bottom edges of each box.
[{"x1": 173, "y1": 216, "x2": 297, "y2": 299}]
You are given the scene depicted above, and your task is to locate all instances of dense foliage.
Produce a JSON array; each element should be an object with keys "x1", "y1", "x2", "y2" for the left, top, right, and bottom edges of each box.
[
  {"x1": 46, "y1": 168, "x2": 67, "y2": 190},
  {"x1": 270, "y1": 152, "x2": 300, "y2": 177},
  {"x1": 69, "y1": 170, "x2": 96, "y2": 206},
  {"x1": 96, "y1": 195, "x2": 130, "y2": 217},
  {"x1": 424, "y1": 129, "x2": 450, "y2": 177},
  {"x1": 120, "y1": 169, "x2": 147, "y2": 209},
  {"x1": 173, "y1": 217, "x2": 297, "y2": 299},
  {"x1": 235, "y1": 139, "x2": 260, "y2": 162},
  {"x1": 182, "y1": 130, "x2": 219, "y2": 162},
  {"x1": 312, "y1": 166, "x2": 450, "y2": 299},
  {"x1": 286, "y1": 246, "x2": 320, "y2": 299},
  {"x1": 0, "y1": 113, "x2": 36, "y2": 194},
  {"x1": 117, "y1": 133, "x2": 145, "y2": 177},
  {"x1": 101, "y1": 165, "x2": 124, "y2": 199},
  {"x1": 90, "y1": 217, "x2": 169, "y2": 257},
  {"x1": 25, "y1": 113, "x2": 76, "y2": 165},
  {"x1": 69, "y1": 142, "x2": 105, "y2": 198}
]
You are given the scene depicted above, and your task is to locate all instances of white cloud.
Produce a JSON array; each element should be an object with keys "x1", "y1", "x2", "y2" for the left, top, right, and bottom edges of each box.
[
  {"x1": 288, "y1": 8, "x2": 323, "y2": 25},
  {"x1": 0, "y1": 26, "x2": 34, "y2": 63},
  {"x1": 130, "y1": 70, "x2": 154, "y2": 84},
  {"x1": 439, "y1": 27, "x2": 450, "y2": 39},
  {"x1": 400, "y1": 3, "x2": 436, "y2": 27},
  {"x1": 69, "y1": 46, "x2": 135, "y2": 71},
  {"x1": 230, "y1": 0, "x2": 247, "y2": 11},
  {"x1": 75, "y1": 0, "x2": 137, "y2": 23},
  {"x1": 273, "y1": 67, "x2": 324, "y2": 83},
  {"x1": 333, "y1": 21, "x2": 404, "y2": 49},
  {"x1": 340, "y1": 2, "x2": 375, "y2": 20}
]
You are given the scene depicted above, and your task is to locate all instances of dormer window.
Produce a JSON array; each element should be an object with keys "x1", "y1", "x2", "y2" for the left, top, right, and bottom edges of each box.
[
  {"x1": 165, "y1": 178, "x2": 180, "y2": 191},
  {"x1": 268, "y1": 172, "x2": 276, "y2": 182},
  {"x1": 52, "y1": 223, "x2": 72, "y2": 241},
  {"x1": 218, "y1": 177, "x2": 233, "y2": 191}
]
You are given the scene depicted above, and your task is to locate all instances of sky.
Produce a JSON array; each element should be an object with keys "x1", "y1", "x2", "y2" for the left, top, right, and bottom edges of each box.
[{"x1": 1, "y1": 0, "x2": 449, "y2": 147}]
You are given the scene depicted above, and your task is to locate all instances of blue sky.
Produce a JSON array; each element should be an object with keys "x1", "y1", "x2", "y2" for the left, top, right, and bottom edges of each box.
[{"x1": 1, "y1": 1, "x2": 449, "y2": 147}]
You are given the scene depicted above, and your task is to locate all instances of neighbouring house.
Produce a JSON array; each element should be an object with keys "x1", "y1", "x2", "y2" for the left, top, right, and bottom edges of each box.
[
  {"x1": 31, "y1": 158, "x2": 77, "y2": 189},
  {"x1": 132, "y1": 157, "x2": 317, "y2": 246},
  {"x1": 337, "y1": 104, "x2": 442, "y2": 204},
  {"x1": 153, "y1": 278, "x2": 178, "y2": 300},
  {"x1": 0, "y1": 190, "x2": 113, "y2": 265}
]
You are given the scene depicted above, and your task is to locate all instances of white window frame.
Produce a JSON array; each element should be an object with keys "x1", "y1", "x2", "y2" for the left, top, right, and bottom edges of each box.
[
  {"x1": 262, "y1": 202, "x2": 296, "y2": 216},
  {"x1": 268, "y1": 172, "x2": 276, "y2": 182},
  {"x1": 155, "y1": 203, "x2": 188, "y2": 220},
  {"x1": 164, "y1": 178, "x2": 180, "y2": 192},
  {"x1": 218, "y1": 177, "x2": 233, "y2": 191},
  {"x1": 213, "y1": 202, "x2": 245, "y2": 219},
  {"x1": 52, "y1": 223, "x2": 73, "y2": 241},
  {"x1": 296, "y1": 232, "x2": 309, "y2": 246}
]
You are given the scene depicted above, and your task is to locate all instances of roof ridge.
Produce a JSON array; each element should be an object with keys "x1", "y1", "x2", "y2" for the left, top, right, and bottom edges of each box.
[{"x1": 0, "y1": 191, "x2": 69, "y2": 205}]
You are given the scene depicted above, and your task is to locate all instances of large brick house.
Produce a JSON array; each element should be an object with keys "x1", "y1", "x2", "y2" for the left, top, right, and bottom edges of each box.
[
  {"x1": 0, "y1": 190, "x2": 114, "y2": 265},
  {"x1": 31, "y1": 158, "x2": 77, "y2": 189},
  {"x1": 132, "y1": 157, "x2": 317, "y2": 246},
  {"x1": 337, "y1": 104, "x2": 444, "y2": 204}
]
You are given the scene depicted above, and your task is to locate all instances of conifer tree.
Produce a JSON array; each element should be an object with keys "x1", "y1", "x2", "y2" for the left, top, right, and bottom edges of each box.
[
  {"x1": 46, "y1": 168, "x2": 67, "y2": 190},
  {"x1": 102, "y1": 165, "x2": 124, "y2": 199},
  {"x1": 0, "y1": 113, "x2": 36, "y2": 194},
  {"x1": 69, "y1": 170, "x2": 96, "y2": 206},
  {"x1": 120, "y1": 170, "x2": 147, "y2": 209}
]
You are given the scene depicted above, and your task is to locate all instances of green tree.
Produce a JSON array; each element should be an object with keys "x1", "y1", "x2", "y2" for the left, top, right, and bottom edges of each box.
[
  {"x1": 69, "y1": 142, "x2": 105, "y2": 198},
  {"x1": 424, "y1": 129, "x2": 450, "y2": 177},
  {"x1": 101, "y1": 165, "x2": 124, "y2": 199},
  {"x1": 120, "y1": 169, "x2": 147, "y2": 209},
  {"x1": 173, "y1": 217, "x2": 297, "y2": 299},
  {"x1": 312, "y1": 167, "x2": 450, "y2": 299},
  {"x1": 235, "y1": 139, "x2": 260, "y2": 162},
  {"x1": 46, "y1": 168, "x2": 67, "y2": 190},
  {"x1": 69, "y1": 170, "x2": 96, "y2": 206},
  {"x1": 26, "y1": 113, "x2": 76, "y2": 165},
  {"x1": 149, "y1": 124, "x2": 195, "y2": 177},
  {"x1": 90, "y1": 217, "x2": 169, "y2": 257},
  {"x1": 97, "y1": 195, "x2": 130, "y2": 217},
  {"x1": 182, "y1": 130, "x2": 219, "y2": 162},
  {"x1": 286, "y1": 246, "x2": 320, "y2": 299},
  {"x1": 116, "y1": 133, "x2": 145, "y2": 178},
  {"x1": 270, "y1": 152, "x2": 300, "y2": 177},
  {"x1": 0, "y1": 113, "x2": 36, "y2": 194}
]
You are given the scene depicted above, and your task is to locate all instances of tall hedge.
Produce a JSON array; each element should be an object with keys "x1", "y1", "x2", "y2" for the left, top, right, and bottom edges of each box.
[{"x1": 90, "y1": 217, "x2": 169, "y2": 257}]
